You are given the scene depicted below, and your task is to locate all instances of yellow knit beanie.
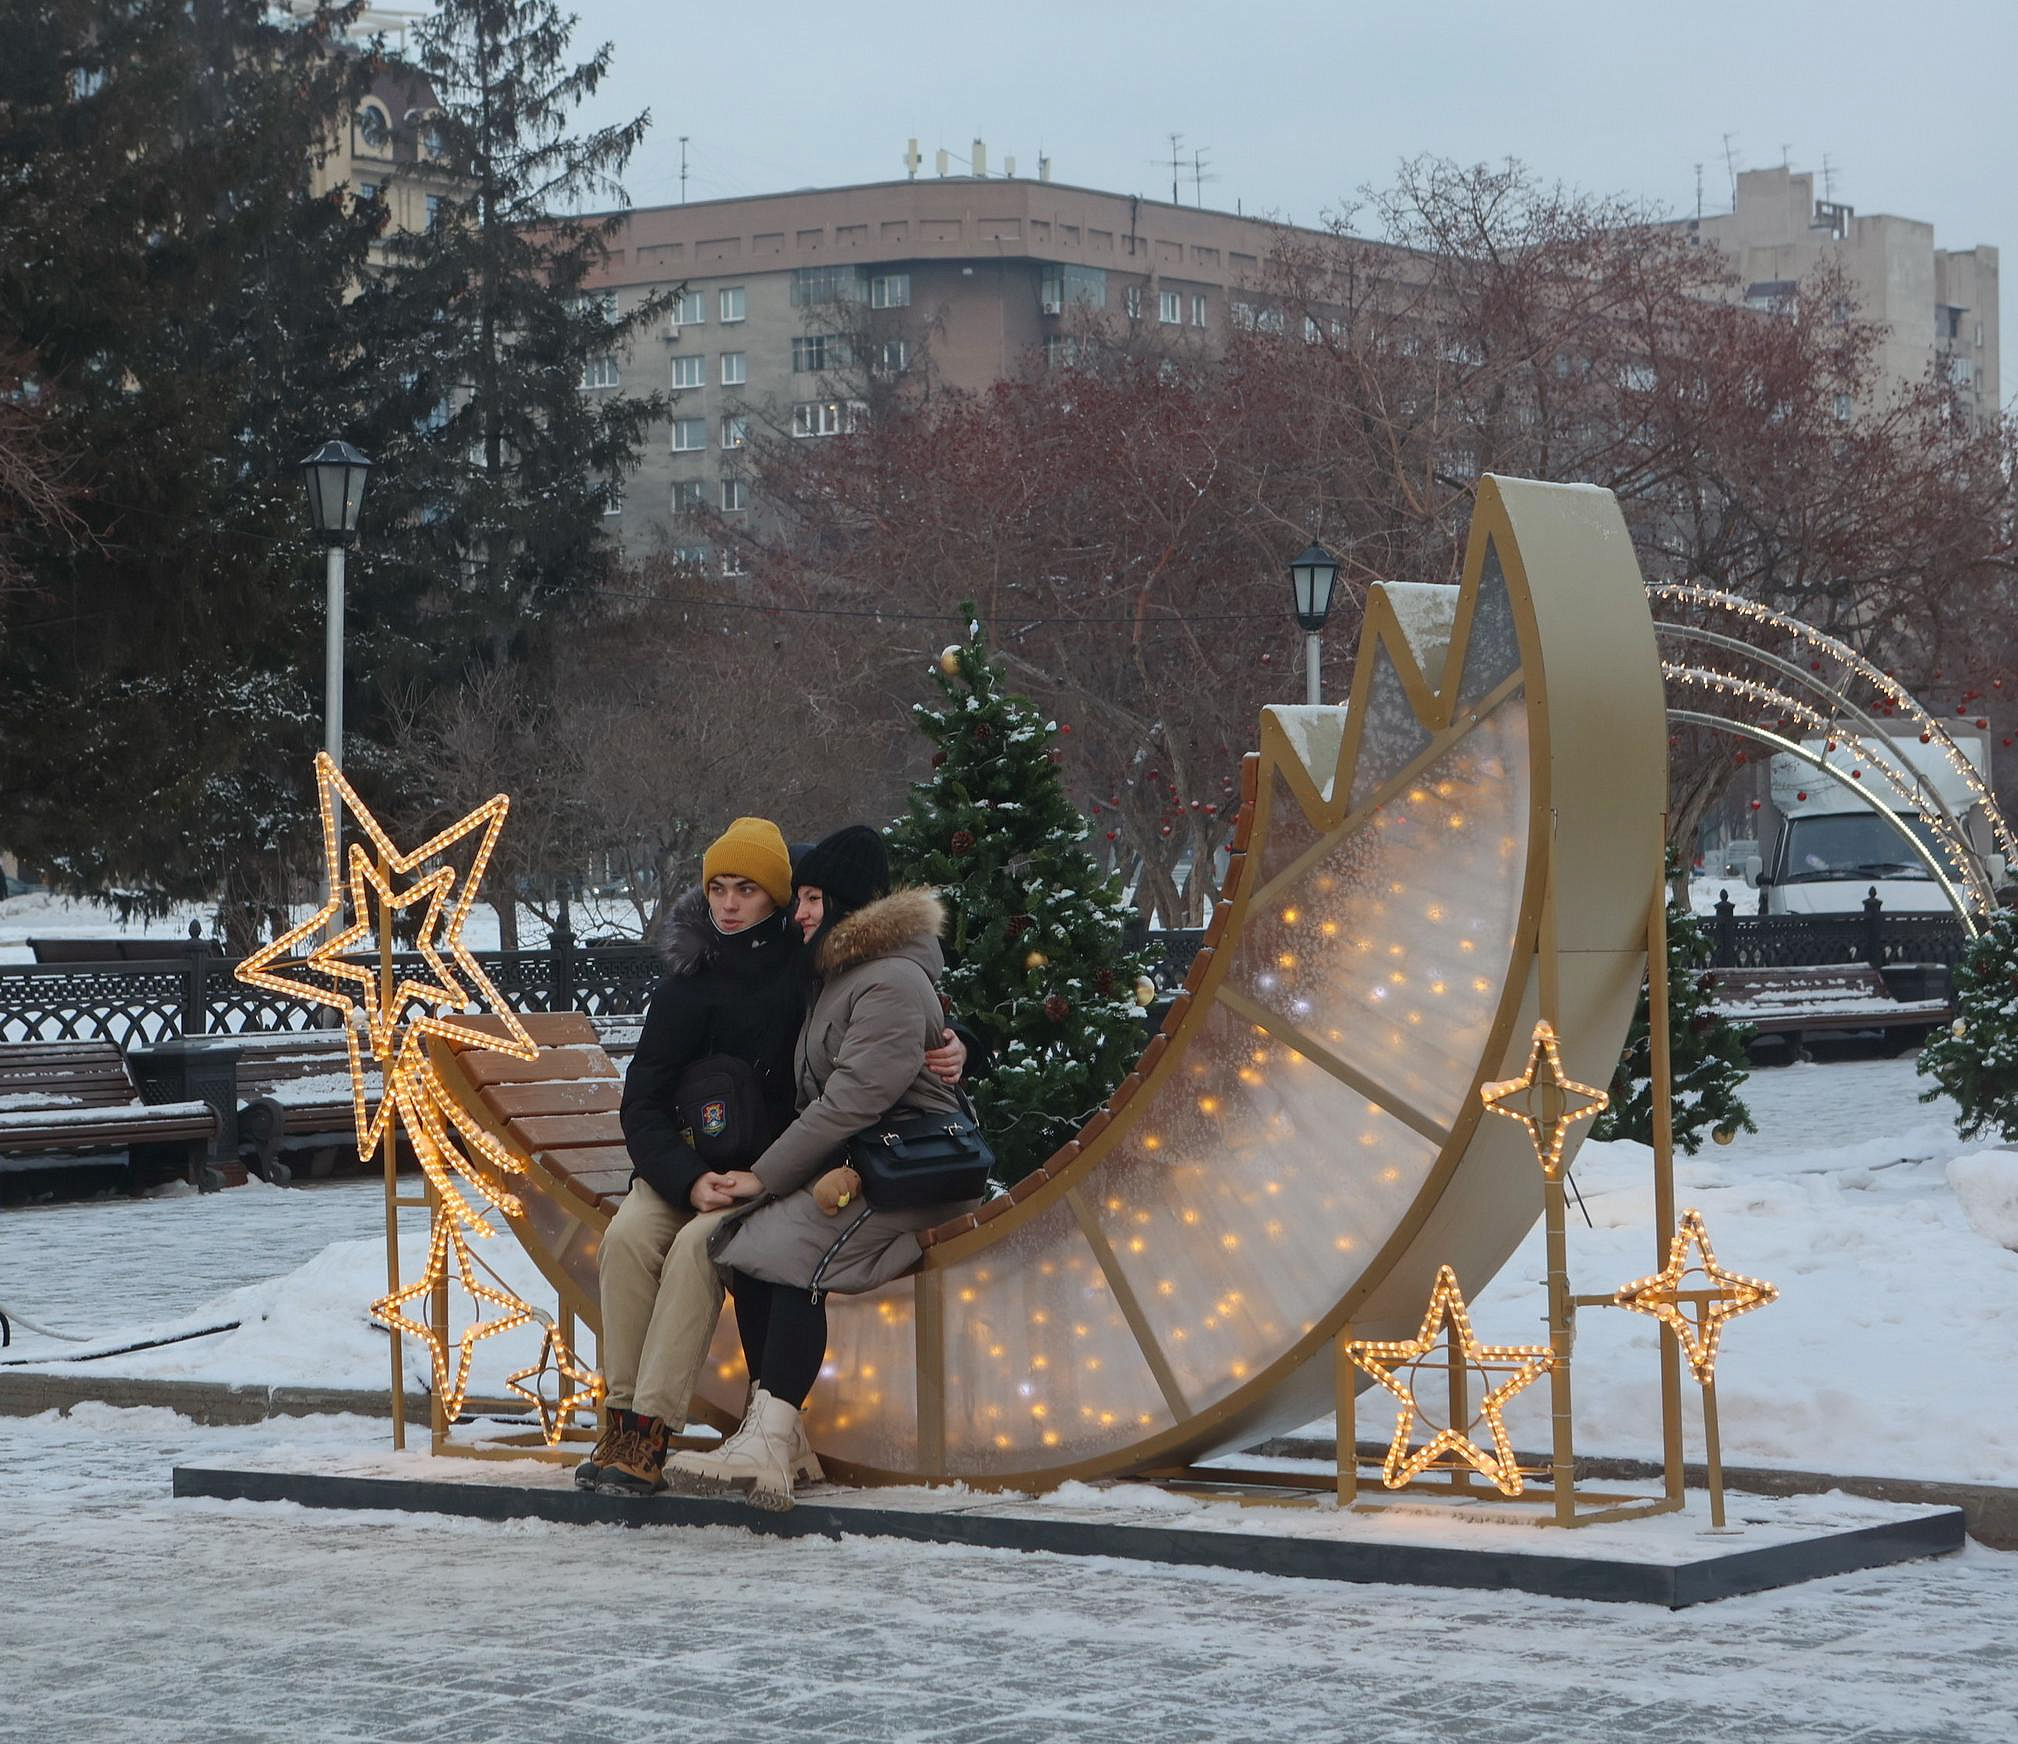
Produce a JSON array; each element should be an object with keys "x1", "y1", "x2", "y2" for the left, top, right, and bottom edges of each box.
[{"x1": 701, "y1": 817, "x2": 793, "y2": 906}]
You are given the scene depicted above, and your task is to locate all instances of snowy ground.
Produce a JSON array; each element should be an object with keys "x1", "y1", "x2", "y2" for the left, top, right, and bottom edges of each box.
[
  {"x1": 6, "y1": 1051, "x2": 2017, "y2": 1485},
  {"x1": 5, "y1": 1403, "x2": 2015, "y2": 1744}
]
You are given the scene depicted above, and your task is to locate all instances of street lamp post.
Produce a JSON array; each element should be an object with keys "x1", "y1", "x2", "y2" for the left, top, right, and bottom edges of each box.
[
  {"x1": 1288, "y1": 541, "x2": 1340, "y2": 706},
  {"x1": 300, "y1": 440, "x2": 372, "y2": 773}
]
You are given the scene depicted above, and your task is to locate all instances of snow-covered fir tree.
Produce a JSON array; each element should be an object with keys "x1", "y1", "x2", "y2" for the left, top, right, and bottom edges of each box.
[
  {"x1": 1592, "y1": 876, "x2": 1756, "y2": 1155},
  {"x1": 887, "y1": 613, "x2": 1152, "y2": 1185},
  {"x1": 1918, "y1": 912, "x2": 2018, "y2": 1141}
]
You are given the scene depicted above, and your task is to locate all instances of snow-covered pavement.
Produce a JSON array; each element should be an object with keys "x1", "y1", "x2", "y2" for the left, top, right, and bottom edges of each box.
[{"x1": 6, "y1": 1403, "x2": 2016, "y2": 1744}]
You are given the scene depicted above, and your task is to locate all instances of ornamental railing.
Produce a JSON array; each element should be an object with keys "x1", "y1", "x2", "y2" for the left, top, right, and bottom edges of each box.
[{"x1": 1703, "y1": 889, "x2": 1969, "y2": 971}]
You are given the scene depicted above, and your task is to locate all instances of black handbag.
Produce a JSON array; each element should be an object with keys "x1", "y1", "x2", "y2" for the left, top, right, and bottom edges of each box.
[
  {"x1": 674, "y1": 1053, "x2": 776, "y2": 1166},
  {"x1": 845, "y1": 1092, "x2": 994, "y2": 1210}
]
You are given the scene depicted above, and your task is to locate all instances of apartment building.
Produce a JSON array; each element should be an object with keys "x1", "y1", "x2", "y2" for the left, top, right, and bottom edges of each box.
[
  {"x1": 1686, "y1": 166, "x2": 1999, "y2": 424},
  {"x1": 575, "y1": 178, "x2": 1328, "y2": 565}
]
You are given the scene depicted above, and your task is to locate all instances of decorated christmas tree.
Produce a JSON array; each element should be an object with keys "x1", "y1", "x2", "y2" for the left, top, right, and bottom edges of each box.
[
  {"x1": 887, "y1": 611, "x2": 1152, "y2": 1185},
  {"x1": 1592, "y1": 875, "x2": 1756, "y2": 1155},
  {"x1": 1918, "y1": 912, "x2": 2018, "y2": 1141}
]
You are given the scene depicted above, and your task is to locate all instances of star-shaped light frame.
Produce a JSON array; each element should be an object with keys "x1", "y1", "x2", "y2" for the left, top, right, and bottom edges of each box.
[
  {"x1": 507, "y1": 1324, "x2": 606, "y2": 1444},
  {"x1": 1344, "y1": 1264, "x2": 1556, "y2": 1496},
  {"x1": 1479, "y1": 1018, "x2": 1608, "y2": 1179},
  {"x1": 1612, "y1": 1208, "x2": 1778, "y2": 1385}
]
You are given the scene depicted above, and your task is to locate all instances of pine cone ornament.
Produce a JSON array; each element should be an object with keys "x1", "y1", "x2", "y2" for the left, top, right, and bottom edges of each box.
[
  {"x1": 950, "y1": 829, "x2": 976, "y2": 856},
  {"x1": 1095, "y1": 969, "x2": 1114, "y2": 994},
  {"x1": 931, "y1": 750, "x2": 947, "y2": 768},
  {"x1": 972, "y1": 722, "x2": 992, "y2": 741},
  {"x1": 1043, "y1": 993, "x2": 1070, "y2": 1023},
  {"x1": 1006, "y1": 913, "x2": 1031, "y2": 937}
]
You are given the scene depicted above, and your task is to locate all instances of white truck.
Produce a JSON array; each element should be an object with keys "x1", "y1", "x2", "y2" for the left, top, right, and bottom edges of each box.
[{"x1": 1745, "y1": 727, "x2": 2002, "y2": 916}]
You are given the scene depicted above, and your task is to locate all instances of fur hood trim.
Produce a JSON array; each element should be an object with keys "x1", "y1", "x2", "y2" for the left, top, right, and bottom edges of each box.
[
  {"x1": 657, "y1": 885, "x2": 714, "y2": 976},
  {"x1": 816, "y1": 887, "x2": 945, "y2": 976}
]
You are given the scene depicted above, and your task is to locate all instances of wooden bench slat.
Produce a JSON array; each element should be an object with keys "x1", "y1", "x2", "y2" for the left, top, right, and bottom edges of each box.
[
  {"x1": 450, "y1": 1012, "x2": 600, "y2": 1048},
  {"x1": 462, "y1": 1046, "x2": 616, "y2": 1087},
  {"x1": 536, "y1": 1142, "x2": 634, "y2": 1174},
  {"x1": 508, "y1": 1112, "x2": 625, "y2": 1150},
  {"x1": 486, "y1": 1079, "x2": 622, "y2": 1118}
]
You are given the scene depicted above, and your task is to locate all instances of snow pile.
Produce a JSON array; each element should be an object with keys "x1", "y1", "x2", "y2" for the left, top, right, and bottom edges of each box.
[
  {"x1": 1261, "y1": 705, "x2": 1347, "y2": 799},
  {"x1": 1375, "y1": 580, "x2": 1460, "y2": 673},
  {"x1": 1948, "y1": 1149, "x2": 2018, "y2": 1252}
]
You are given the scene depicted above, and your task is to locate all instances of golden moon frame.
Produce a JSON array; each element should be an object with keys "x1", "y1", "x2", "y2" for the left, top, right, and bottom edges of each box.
[{"x1": 431, "y1": 473, "x2": 1668, "y2": 1489}]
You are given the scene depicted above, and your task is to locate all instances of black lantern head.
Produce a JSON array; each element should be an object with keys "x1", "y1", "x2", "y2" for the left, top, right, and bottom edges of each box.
[
  {"x1": 1288, "y1": 541, "x2": 1339, "y2": 633},
  {"x1": 301, "y1": 440, "x2": 372, "y2": 547}
]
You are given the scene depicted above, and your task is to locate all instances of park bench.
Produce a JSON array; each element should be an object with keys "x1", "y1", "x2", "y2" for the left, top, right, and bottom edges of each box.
[
  {"x1": 1708, "y1": 964, "x2": 1953, "y2": 1055},
  {"x1": 0, "y1": 1039, "x2": 219, "y2": 1194}
]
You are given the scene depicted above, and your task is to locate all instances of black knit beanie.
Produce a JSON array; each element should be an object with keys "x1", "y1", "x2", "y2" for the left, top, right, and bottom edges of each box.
[{"x1": 793, "y1": 824, "x2": 890, "y2": 917}]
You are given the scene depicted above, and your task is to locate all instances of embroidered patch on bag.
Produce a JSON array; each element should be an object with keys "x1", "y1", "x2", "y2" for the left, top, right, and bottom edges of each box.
[{"x1": 701, "y1": 1100, "x2": 728, "y2": 1137}]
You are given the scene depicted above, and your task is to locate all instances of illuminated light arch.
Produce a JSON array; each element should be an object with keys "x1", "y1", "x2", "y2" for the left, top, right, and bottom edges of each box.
[{"x1": 1649, "y1": 582, "x2": 2014, "y2": 922}]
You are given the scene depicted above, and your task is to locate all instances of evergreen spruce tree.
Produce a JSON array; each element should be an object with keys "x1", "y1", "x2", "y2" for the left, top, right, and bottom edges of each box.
[
  {"x1": 1592, "y1": 874, "x2": 1757, "y2": 1154},
  {"x1": 355, "y1": 0, "x2": 671, "y2": 684},
  {"x1": 1917, "y1": 912, "x2": 2018, "y2": 1141},
  {"x1": 887, "y1": 612, "x2": 1152, "y2": 1185},
  {"x1": 0, "y1": 1, "x2": 386, "y2": 941}
]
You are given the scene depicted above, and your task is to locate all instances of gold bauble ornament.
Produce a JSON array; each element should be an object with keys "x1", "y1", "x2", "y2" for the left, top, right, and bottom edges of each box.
[
  {"x1": 1024, "y1": 949, "x2": 1049, "y2": 971},
  {"x1": 938, "y1": 645, "x2": 963, "y2": 676},
  {"x1": 1134, "y1": 976, "x2": 1156, "y2": 1007},
  {"x1": 1712, "y1": 1124, "x2": 1736, "y2": 1147},
  {"x1": 1951, "y1": 1017, "x2": 1968, "y2": 1038}
]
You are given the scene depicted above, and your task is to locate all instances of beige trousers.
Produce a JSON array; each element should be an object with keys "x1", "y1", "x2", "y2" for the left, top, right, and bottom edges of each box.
[{"x1": 597, "y1": 1180, "x2": 728, "y2": 1424}]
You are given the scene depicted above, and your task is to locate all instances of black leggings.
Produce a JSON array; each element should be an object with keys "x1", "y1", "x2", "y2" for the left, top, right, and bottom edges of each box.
[{"x1": 726, "y1": 1270, "x2": 827, "y2": 1409}]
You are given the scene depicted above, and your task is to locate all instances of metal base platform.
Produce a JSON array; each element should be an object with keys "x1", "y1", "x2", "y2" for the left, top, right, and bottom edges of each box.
[{"x1": 172, "y1": 1460, "x2": 1965, "y2": 1609}]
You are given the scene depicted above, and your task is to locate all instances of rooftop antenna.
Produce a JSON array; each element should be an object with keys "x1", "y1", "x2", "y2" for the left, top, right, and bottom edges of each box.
[
  {"x1": 903, "y1": 137, "x2": 922, "y2": 180},
  {"x1": 678, "y1": 135, "x2": 688, "y2": 204},
  {"x1": 1721, "y1": 132, "x2": 1740, "y2": 206},
  {"x1": 1822, "y1": 153, "x2": 1837, "y2": 201},
  {"x1": 1780, "y1": 141, "x2": 1792, "y2": 168},
  {"x1": 972, "y1": 138, "x2": 988, "y2": 177},
  {"x1": 1038, "y1": 153, "x2": 1052, "y2": 183},
  {"x1": 935, "y1": 146, "x2": 950, "y2": 177},
  {"x1": 1191, "y1": 146, "x2": 1218, "y2": 207},
  {"x1": 1166, "y1": 131, "x2": 1184, "y2": 204},
  {"x1": 1694, "y1": 162, "x2": 1703, "y2": 219}
]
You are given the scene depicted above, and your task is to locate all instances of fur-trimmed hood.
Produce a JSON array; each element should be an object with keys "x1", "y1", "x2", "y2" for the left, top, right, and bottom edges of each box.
[{"x1": 815, "y1": 886, "x2": 946, "y2": 979}]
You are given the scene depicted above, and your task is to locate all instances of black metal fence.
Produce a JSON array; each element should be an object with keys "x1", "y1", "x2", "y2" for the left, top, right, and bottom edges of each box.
[
  {"x1": 1704, "y1": 890, "x2": 1970, "y2": 972},
  {"x1": 1, "y1": 924, "x2": 1218, "y2": 1050}
]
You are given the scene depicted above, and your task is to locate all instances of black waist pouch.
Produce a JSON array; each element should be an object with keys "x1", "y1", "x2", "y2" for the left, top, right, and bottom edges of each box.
[{"x1": 674, "y1": 1053, "x2": 776, "y2": 1166}]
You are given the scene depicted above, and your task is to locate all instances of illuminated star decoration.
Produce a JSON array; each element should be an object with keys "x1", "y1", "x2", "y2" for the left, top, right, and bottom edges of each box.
[
  {"x1": 1612, "y1": 1208, "x2": 1778, "y2": 1385},
  {"x1": 1344, "y1": 1265, "x2": 1556, "y2": 1496},
  {"x1": 508, "y1": 1323, "x2": 606, "y2": 1445},
  {"x1": 1479, "y1": 1019, "x2": 1608, "y2": 1179},
  {"x1": 234, "y1": 753, "x2": 600, "y2": 1437}
]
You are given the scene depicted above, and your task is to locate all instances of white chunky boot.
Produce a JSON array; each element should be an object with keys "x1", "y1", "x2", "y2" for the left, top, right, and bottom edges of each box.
[
  {"x1": 664, "y1": 1386, "x2": 804, "y2": 1512},
  {"x1": 735, "y1": 1379, "x2": 823, "y2": 1485}
]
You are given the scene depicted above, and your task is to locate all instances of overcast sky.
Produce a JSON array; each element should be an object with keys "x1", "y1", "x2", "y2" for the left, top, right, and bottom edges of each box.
[{"x1": 531, "y1": 0, "x2": 2014, "y2": 404}]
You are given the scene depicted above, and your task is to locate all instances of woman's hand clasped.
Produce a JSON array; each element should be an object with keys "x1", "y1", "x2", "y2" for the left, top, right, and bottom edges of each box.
[
  {"x1": 688, "y1": 1169, "x2": 766, "y2": 1213},
  {"x1": 925, "y1": 1027, "x2": 967, "y2": 1085}
]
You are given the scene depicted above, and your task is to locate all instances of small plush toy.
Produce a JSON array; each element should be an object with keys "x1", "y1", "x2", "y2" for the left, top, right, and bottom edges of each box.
[{"x1": 812, "y1": 1165, "x2": 862, "y2": 1216}]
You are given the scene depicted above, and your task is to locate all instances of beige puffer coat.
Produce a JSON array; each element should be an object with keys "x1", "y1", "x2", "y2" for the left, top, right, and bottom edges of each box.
[{"x1": 709, "y1": 888, "x2": 983, "y2": 1295}]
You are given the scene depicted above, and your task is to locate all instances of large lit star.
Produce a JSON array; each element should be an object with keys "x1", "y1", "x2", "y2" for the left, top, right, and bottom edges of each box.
[
  {"x1": 1344, "y1": 1265, "x2": 1556, "y2": 1496},
  {"x1": 1479, "y1": 1018, "x2": 1608, "y2": 1179},
  {"x1": 1612, "y1": 1209, "x2": 1778, "y2": 1385}
]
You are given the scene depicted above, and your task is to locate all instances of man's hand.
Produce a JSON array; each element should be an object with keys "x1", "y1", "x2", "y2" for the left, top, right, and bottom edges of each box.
[
  {"x1": 925, "y1": 1027, "x2": 968, "y2": 1085},
  {"x1": 689, "y1": 1170, "x2": 765, "y2": 1213}
]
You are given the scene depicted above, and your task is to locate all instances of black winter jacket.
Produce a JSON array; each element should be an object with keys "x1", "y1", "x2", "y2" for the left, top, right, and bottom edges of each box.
[{"x1": 619, "y1": 887, "x2": 807, "y2": 1210}]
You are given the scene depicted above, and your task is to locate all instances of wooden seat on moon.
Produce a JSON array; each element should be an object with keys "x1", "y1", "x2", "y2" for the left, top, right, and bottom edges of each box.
[{"x1": 431, "y1": 475, "x2": 1665, "y2": 1491}]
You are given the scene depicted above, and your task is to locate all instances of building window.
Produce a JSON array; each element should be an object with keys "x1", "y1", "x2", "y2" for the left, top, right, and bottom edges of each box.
[
  {"x1": 792, "y1": 334, "x2": 851, "y2": 373},
  {"x1": 572, "y1": 289, "x2": 618, "y2": 322},
  {"x1": 720, "y1": 351, "x2": 746, "y2": 386},
  {"x1": 1159, "y1": 290, "x2": 1181, "y2": 325},
  {"x1": 1124, "y1": 286, "x2": 1142, "y2": 320},
  {"x1": 876, "y1": 338, "x2": 909, "y2": 374},
  {"x1": 721, "y1": 414, "x2": 748, "y2": 448},
  {"x1": 355, "y1": 180, "x2": 379, "y2": 204},
  {"x1": 1231, "y1": 301, "x2": 1255, "y2": 331},
  {"x1": 791, "y1": 265, "x2": 862, "y2": 306},
  {"x1": 1039, "y1": 263, "x2": 1106, "y2": 313},
  {"x1": 581, "y1": 356, "x2": 620, "y2": 390},
  {"x1": 1191, "y1": 293, "x2": 1207, "y2": 327},
  {"x1": 670, "y1": 354, "x2": 705, "y2": 390},
  {"x1": 791, "y1": 400, "x2": 865, "y2": 438},
  {"x1": 671, "y1": 479, "x2": 705, "y2": 516},
  {"x1": 720, "y1": 546, "x2": 747, "y2": 577},
  {"x1": 672, "y1": 544, "x2": 709, "y2": 569},
  {"x1": 670, "y1": 288, "x2": 707, "y2": 328},
  {"x1": 721, "y1": 477, "x2": 748, "y2": 512},
  {"x1": 869, "y1": 272, "x2": 911, "y2": 309},
  {"x1": 671, "y1": 417, "x2": 707, "y2": 451},
  {"x1": 603, "y1": 485, "x2": 623, "y2": 516},
  {"x1": 1304, "y1": 315, "x2": 1322, "y2": 345},
  {"x1": 356, "y1": 104, "x2": 389, "y2": 151},
  {"x1": 1043, "y1": 334, "x2": 1085, "y2": 370},
  {"x1": 719, "y1": 286, "x2": 747, "y2": 323},
  {"x1": 424, "y1": 194, "x2": 444, "y2": 232},
  {"x1": 1256, "y1": 307, "x2": 1285, "y2": 335}
]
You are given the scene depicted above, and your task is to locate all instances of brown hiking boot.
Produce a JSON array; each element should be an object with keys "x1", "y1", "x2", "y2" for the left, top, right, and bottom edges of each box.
[
  {"x1": 574, "y1": 1407, "x2": 630, "y2": 1492},
  {"x1": 595, "y1": 1413, "x2": 669, "y2": 1496}
]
